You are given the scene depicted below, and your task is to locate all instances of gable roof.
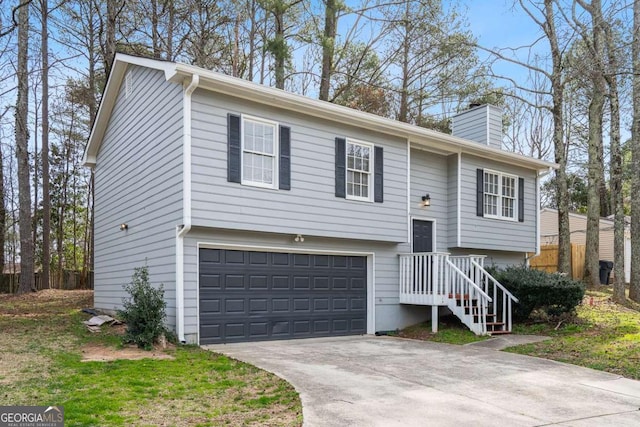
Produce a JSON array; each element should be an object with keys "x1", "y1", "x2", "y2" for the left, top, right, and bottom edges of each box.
[{"x1": 83, "y1": 53, "x2": 557, "y2": 171}]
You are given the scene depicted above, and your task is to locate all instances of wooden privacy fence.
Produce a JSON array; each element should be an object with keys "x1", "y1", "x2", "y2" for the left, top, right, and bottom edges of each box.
[
  {"x1": 0, "y1": 271, "x2": 94, "y2": 294},
  {"x1": 529, "y1": 244, "x2": 585, "y2": 280}
]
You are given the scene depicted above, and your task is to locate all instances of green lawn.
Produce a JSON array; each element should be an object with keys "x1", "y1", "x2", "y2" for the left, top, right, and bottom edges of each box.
[
  {"x1": 506, "y1": 289, "x2": 640, "y2": 380},
  {"x1": 397, "y1": 289, "x2": 640, "y2": 380},
  {"x1": 0, "y1": 290, "x2": 302, "y2": 426},
  {"x1": 396, "y1": 314, "x2": 490, "y2": 345}
]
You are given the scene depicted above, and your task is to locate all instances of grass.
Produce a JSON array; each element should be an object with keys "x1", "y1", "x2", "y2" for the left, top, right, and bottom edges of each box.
[
  {"x1": 396, "y1": 288, "x2": 640, "y2": 380},
  {"x1": 505, "y1": 288, "x2": 640, "y2": 380},
  {"x1": 0, "y1": 290, "x2": 302, "y2": 426},
  {"x1": 396, "y1": 314, "x2": 490, "y2": 345}
]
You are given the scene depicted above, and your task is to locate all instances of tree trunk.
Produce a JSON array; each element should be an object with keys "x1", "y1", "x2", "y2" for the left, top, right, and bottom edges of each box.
[
  {"x1": 630, "y1": 0, "x2": 640, "y2": 302},
  {"x1": 398, "y1": 0, "x2": 411, "y2": 123},
  {"x1": 603, "y1": 18, "x2": 625, "y2": 302},
  {"x1": 15, "y1": 0, "x2": 35, "y2": 294},
  {"x1": 32, "y1": 93, "x2": 38, "y2": 252},
  {"x1": 105, "y1": 0, "x2": 118, "y2": 76},
  {"x1": 248, "y1": 0, "x2": 257, "y2": 81},
  {"x1": 544, "y1": 0, "x2": 571, "y2": 274},
  {"x1": 151, "y1": 0, "x2": 160, "y2": 58},
  {"x1": 583, "y1": 0, "x2": 606, "y2": 289},
  {"x1": 232, "y1": 15, "x2": 240, "y2": 77},
  {"x1": 166, "y1": 0, "x2": 175, "y2": 60},
  {"x1": 273, "y1": 8, "x2": 285, "y2": 89},
  {"x1": 319, "y1": 0, "x2": 337, "y2": 101},
  {"x1": 41, "y1": 0, "x2": 51, "y2": 290},
  {"x1": 0, "y1": 130, "x2": 5, "y2": 277}
]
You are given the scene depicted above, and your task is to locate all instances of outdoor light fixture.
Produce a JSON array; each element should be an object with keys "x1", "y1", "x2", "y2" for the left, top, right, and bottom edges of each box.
[
  {"x1": 421, "y1": 194, "x2": 431, "y2": 207},
  {"x1": 294, "y1": 234, "x2": 304, "y2": 243},
  {"x1": 120, "y1": 223, "x2": 128, "y2": 231}
]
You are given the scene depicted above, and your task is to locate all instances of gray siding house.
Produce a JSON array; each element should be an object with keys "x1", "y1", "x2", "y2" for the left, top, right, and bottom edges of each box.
[{"x1": 84, "y1": 54, "x2": 555, "y2": 345}]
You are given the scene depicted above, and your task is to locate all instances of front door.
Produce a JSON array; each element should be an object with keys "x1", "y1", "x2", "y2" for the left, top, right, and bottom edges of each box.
[{"x1": 412, "y1": 220, "x2": 434, "y2": 253}]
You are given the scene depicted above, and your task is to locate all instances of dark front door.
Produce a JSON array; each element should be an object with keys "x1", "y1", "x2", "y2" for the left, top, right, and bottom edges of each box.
[
  {"x1": 413, "y1": 220, "x2": 434, "y2": 253},
  {"x1": 199, "y1": 249, "x2": 367, "y2": 344}
]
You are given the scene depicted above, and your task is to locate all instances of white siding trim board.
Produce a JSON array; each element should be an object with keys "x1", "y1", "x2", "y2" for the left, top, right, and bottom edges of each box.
[
  {"x1": 457, "y1": 151, "x2": 462, "y2": 247},
  {"x1": 195, "y1": 241, "x2": 377, "y2": 344},
  {"x1": 176, "y1": 75, "x2": 200, "y2": 343},
  {"x1": 535, "y1": 168, "x2": 552, "y2": 258},
  {"x1": 406, "y1": 139, "x2": 411, "y2": 243}
]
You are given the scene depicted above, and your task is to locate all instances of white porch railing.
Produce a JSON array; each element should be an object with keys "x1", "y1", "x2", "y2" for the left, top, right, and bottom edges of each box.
[
  {"x1": 399, "y1": 252, "x2": 450, "y2": 305},
  {"x1": 399, "y1": 252, "x2": 517, "y2": 335},
  {"x1": 469, "y1": 260, "x2": 519, "y2": 332},
  {"x1": 446, "y1": 259, "x2": 491, "y2": 335}
]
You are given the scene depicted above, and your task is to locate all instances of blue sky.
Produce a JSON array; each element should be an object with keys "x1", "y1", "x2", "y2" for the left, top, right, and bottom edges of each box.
[{"x1": 460, "y1": 0, "x2": 549, "y2": 85}]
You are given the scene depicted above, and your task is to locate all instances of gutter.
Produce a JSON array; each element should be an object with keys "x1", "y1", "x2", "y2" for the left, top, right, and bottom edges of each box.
[{"x1": 176, "y1": 74, "x2": 199, "y2": 343}]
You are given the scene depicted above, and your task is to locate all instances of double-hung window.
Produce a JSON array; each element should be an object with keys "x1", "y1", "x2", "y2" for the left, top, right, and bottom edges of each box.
[
  {"x1": 483, "y1": 170, "x2": 517, "y2": 221},
  {"x1": 346, "y1": 140, "x2": 373, "y2": 201},
  {"x1": 242, "y1": 116, "x2": 278, "y2": 188}
]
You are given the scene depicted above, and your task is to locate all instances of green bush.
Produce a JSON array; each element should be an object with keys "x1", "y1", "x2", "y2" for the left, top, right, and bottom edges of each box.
[
  {"x1": 118, "y1": 266, "x2": 167, "y2": 350},
  {"x1": 492, "y1": 266, "x2": 585, "y2": 322}
]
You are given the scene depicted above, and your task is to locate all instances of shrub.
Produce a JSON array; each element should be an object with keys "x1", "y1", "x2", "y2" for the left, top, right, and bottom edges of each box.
[
  {"x1": 118, "y1": 266, "x2": 167, "y2": 350},
  {"x1": 492, "y1": 266, "x2": 585, "y2": 322}
]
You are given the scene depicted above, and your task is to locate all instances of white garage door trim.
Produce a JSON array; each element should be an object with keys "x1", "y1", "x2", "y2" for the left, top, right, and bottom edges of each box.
[{"x1": 196, "y1": 241, "x2": 376, "y2": 344}]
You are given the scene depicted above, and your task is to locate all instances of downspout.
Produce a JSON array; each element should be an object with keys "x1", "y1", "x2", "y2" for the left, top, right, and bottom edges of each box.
[{"x1": 176, "y1": 74, "x2": 199, "y2": 343}]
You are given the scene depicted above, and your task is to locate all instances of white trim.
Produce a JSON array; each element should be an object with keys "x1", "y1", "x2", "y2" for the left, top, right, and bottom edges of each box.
[
  {"x1": 175, "y1": 74, "x2": 199, "y2": 343},
  {"x1": 345, "y1": 138, "x2": 374, "y2": 202},
  {"x1": 195, "y1": 242, "x2": 377, "y2": 345},
  {"x1": 240, "y1": 114, "x2": 279, "y2": 189},
  {"x1": 482, "y1": 168, "x2": 519, "y2": 221},
  {"x1": 535, "y1": 173, "x2": 540, "y2": 256},
  {"x1": 456, "y1": 151, "x2": 461, "y2": 247},
  {"x1": 406, "y1": 139, "x2": 411, "y2": 243},
  {"x1": 410, "y1": 217, "x2": 437, "y2": 253}
]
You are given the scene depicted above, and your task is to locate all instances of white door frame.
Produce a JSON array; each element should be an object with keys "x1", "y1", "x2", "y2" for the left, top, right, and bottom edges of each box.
[{"x1": 409, "y1": 216, "x2": 437, "y2": 253}]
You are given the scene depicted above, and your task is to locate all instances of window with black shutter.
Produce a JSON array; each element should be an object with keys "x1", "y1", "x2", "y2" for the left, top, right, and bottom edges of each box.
[
  {"x1": 335, "y1": 137, "x2": 383, "y2": 203},
  {"x1": 227, "y1": 114, "x2": 291, "y2": 190},
  {"x1": 477, "y1": 168, "x2": 523, "y2": 221}
]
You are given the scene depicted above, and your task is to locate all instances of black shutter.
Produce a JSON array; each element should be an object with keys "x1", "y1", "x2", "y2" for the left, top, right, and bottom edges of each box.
[
  {"x1": 227, "y1": 114, "x2": 241, "y2": 183},
  {"x1": 476, "y1": 168, "x2": 484, "y2": 216},
  {"x1": 279, "y1": 126, "x2": 291, "y2": 190},
  {"x1": 374, "y1": 146, "x2": 383, "y2": 203},
  {"x1": 518, "y1": 177, "x2": 525, "y2": 222},
  {"x1": 335, "y1": 138, "x2": 346, "y2": 198}
]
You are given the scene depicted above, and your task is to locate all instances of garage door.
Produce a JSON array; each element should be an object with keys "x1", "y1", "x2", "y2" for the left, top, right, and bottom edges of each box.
[{"x1": 199, "y1": 249, "x2": 367, "y2": 344}]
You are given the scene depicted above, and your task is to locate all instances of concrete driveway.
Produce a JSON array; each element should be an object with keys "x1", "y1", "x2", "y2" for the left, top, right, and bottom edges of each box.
[{"x1": 204, "y1": 336, "x2": 640, "y2": 426}]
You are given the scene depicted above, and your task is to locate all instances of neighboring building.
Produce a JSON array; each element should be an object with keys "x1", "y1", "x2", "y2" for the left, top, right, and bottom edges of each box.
[
  {"x1": 540, "y1": 208, "x2": 631, "y2": 282},
  {"x1": 83, "y1": 54, "x2": 555, "y2": 345}
]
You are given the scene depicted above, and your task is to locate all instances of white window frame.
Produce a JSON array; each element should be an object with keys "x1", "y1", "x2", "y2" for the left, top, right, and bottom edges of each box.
[
  {"x1": 241, "y1": 115, "x2": 279, "y2": 189},
  {"x1": 483, "y1": 169, "x2": 518, "y2": 221},
  {"x1": 346, "y1": 138, "x2": 374, "y2": 202}
]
